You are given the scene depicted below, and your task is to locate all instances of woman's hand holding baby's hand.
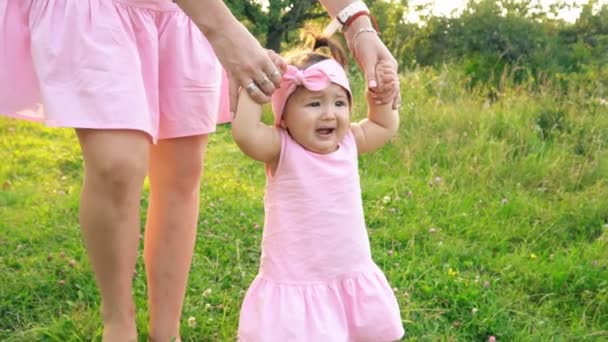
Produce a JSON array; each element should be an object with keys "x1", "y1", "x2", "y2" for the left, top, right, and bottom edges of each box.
[{"x1": 368, "y1": 61, "x2": 399, "y2": 107}]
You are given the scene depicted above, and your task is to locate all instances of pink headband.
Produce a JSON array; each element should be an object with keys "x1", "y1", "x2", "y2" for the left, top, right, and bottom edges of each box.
[{"x1": 271, "y1": 59, "x2": 352, "y2": 126}]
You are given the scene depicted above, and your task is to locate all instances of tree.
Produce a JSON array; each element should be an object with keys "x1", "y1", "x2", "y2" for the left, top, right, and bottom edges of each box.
[{"x1": 225, "y1": 0, "x2": 327, "y2": 52}]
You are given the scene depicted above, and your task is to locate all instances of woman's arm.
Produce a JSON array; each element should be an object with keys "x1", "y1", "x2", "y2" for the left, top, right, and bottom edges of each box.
[
  {"x1": 174, "y1": 0, "x2": 284, "y2": 111},
  {"x1": 176, "y1": 0, "x2": 400, "y2": 111},
  {"x1": 319, "y1": 0, "x2": 401, "y2": 110}
]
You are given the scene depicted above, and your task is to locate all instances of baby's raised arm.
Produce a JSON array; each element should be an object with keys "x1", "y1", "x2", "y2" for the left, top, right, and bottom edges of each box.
[
  {"x1": 231, "y1": 90, "x2": 281, "y2": 164},
  {"x1": 351, "y1": 61, "x2": 400, "y2": 154}
]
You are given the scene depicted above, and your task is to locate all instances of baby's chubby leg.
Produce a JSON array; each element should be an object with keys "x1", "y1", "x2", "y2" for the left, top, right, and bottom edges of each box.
[
  {"x1": 76, "y1": 129, "x2": 150, "y2": 342},
  {"x1": 145, "y1": 134, "x2": 209, "y2": 342}
]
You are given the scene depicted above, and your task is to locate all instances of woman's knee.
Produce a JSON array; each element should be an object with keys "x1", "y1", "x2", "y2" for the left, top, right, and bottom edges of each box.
[
  {"x1": 90, "y1": 154, "x2": 147, "y2": 186},
  {"x1": 77, "y1": 130, "x2": 149, "y2": 200},
  {"x1": 84, "y1": 153, "x2": 148, "y2": 202},
  {"x1": 158, "y1": 157, "x2": 203, "y2": 197},
  {"x1": 149, "y1": 136, "x2": 207, "y2": 196}
]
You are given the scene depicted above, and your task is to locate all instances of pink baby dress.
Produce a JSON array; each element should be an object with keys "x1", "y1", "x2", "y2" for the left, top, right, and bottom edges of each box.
[
  {"x1": 238, "y1": 129, "x2": 404, "y2": 341},
  {"x1": 0, "y1": 0, "x2": 230, "y2": 142}
]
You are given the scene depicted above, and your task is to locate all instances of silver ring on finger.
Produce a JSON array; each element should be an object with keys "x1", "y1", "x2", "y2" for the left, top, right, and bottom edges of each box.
[
  {"x1": 246, "y1": 82, "x2": 258, "y2": 94},
  {"x1": 270, "y1": 70, "x2": 281, "y2": 79}
]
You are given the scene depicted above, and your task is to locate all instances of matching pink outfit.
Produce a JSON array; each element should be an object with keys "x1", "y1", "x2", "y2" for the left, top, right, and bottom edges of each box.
[
  {"x1": 238, "y1": 129, "x2": 404, "y2": 341},
  {"x1": 0, "y1": 0, "x2": 230, "y2": 142},
  {"x1": 1, "y1": 1, "x2": 403, "y2": 339}
]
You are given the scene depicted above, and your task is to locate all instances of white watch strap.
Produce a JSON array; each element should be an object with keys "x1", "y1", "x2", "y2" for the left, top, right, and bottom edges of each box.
[
  {"x1": 322, "y1": 18, "x2": 342, "y2": 37},
  {"x1": 336, "y1": 1, "x2": 369, "y2": 24}
]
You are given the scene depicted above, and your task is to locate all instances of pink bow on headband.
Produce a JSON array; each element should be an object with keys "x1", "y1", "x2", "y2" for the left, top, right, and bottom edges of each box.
[
  {"x1": 271, "y1": 59, "x2": 352, "y2": 126},
  {"x1": 282, "y1": 65, "x2": 332, "y2": 92}
]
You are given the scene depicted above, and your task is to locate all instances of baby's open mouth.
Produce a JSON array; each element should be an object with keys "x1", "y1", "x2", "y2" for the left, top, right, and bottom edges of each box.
[{"x1": 316, "y1": 128, "x2": 335, "y2": 135}]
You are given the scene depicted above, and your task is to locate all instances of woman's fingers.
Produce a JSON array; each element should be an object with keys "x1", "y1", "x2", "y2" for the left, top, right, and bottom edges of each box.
[
  {"x1": 266, "y1": 49, "x2": 287, "y2": 85},
  {"x1": 351, "y1": 32, "x2": 400, "y2": 107},
  {"x1": 240, "y1": 76, "x2": 271, "y2": 105},
  {"x1": 206, "y1": 22, "x2": 280, "y2": 105},
  {"x1": 253, "y1": 70, "x2": 276, "y2": 96},
  {"x1": 239, "y1": 50, "x2": 286, "y2": 104}
]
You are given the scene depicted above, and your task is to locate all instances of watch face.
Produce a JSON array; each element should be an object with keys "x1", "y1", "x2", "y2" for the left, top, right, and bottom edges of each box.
[
  {"x1": 337, "y1": 2, "x2": 368, "y2": 24},
  {"x1": 338, "y1": 10, "x2": 350, "y2": 23}
]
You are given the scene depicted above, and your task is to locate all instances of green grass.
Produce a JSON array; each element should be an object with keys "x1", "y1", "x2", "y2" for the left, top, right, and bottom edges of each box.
[{"x1": 1, "y1": 67, "x2": 607, "y2": 341}]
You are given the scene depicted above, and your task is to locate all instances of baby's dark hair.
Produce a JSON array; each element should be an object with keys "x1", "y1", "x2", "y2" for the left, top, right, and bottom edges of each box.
[{"x1": 285, "y1": 33, "x2": 348, "y2": 70}]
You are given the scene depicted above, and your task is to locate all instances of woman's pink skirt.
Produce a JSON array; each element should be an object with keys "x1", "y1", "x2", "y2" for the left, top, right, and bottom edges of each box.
[{"x1": 0, "y1": 0, "x2": 231, "y2": 142}]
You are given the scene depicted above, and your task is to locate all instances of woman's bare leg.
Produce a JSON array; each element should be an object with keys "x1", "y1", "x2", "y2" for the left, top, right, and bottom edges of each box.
[
  {"x1": 76, "y1": 129, "x2": 150, "y2": 342},
  {"x1": 144, "y1": 134, "x2": 208, "y2": 341}
]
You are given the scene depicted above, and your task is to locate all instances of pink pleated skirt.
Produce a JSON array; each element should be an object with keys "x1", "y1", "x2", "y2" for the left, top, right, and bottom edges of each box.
[
  {"x1": 0, "y1": 0, "x2": 231, "y2": 142},
  {"x1": 239, "y1": 265, "x2": 405, "y2": 342}
]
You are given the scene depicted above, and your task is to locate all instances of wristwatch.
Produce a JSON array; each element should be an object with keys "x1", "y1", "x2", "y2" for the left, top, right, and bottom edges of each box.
[
  {"x1": 321, "y1": 1, "x2": 372, "y2": 37},
  {"x1": 336, "y1": 1, "x2": 369, "y2": 25}
]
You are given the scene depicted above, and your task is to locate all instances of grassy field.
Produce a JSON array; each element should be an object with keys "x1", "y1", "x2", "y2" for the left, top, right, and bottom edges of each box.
[{"x1": 1, "y1": 67, "x2": 607, "y2": 341}]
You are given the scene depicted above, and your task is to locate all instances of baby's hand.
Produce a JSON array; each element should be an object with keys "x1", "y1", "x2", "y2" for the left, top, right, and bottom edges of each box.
[
  {"x1": 377, "y1": 61, "x2": 399, "y2": 91},
  {"x1": 368, "y1": 61, "x2": 399, "y2": 106}
]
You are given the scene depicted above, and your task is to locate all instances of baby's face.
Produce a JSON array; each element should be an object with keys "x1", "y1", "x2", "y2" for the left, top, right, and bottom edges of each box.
[{"x1": 281, "y1": 83, "x2": 350, "y2": 154}]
